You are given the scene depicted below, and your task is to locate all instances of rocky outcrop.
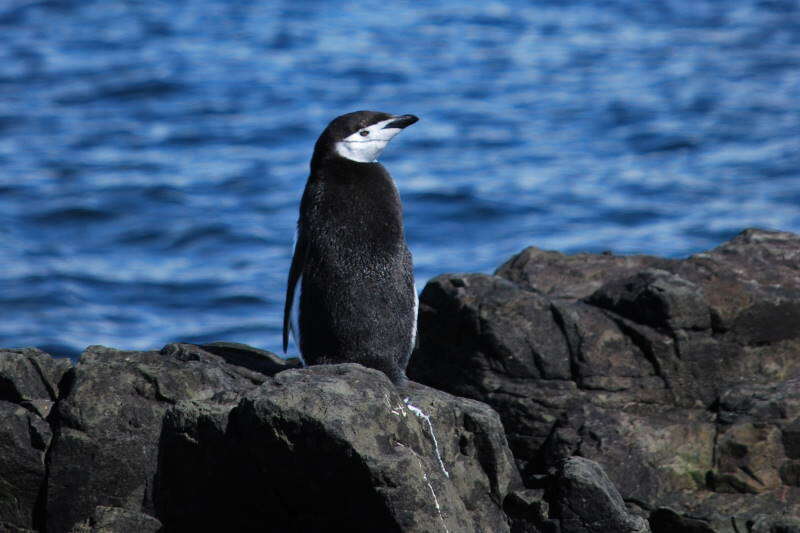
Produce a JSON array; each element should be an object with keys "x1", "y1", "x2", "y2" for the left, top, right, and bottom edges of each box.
[
  {"x1": 409, "y1": 228, "x2": 800, "y2": 530},
  {"x1": 0, "y1": 342, "x2": 528, "y2": 532},
  {"x1": 0, "y1": 342, "x2": 298, "y2": 532},
  {"x1": 2, "y1": 228, "x2": 799, "y2": 532},
  {"x1": 45, "y1": 342, "x2": 294, "y2": 532},
  {"x1": 157, "y1": 363, "x2": 522, "y2": 532}
]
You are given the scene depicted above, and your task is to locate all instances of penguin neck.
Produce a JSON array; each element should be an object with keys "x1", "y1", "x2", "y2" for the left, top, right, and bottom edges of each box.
[{"x1": 311, "y1": 150, "x2": 387, "y2": 184}]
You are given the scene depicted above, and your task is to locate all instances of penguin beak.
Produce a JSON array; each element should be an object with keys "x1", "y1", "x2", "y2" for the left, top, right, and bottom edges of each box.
[{"x1": 383, "y1": 114, "x2": 419, "y2": 130}]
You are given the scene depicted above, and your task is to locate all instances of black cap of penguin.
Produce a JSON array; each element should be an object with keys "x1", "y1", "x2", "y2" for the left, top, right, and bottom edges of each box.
[{"x1": 312, "y1": 111, "x2": 419, "y2": 165}]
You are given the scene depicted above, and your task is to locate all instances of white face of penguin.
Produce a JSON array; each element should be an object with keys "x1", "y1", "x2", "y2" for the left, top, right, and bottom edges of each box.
[{"x1": 334, "y1": 117, "x2": 405, "y2": 163}]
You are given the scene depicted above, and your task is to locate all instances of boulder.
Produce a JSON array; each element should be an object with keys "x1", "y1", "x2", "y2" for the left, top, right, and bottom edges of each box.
[
  {"x1": 158, "y1": 363, "x2": 522, "y2": 532},
  {"x1": 649, "y1": 508, "x2": 715, "y2": 533},
  {"x1": 0, "y1": 401, "x2": 51, "y2": 532},
  {"x1": 550, "y1": 456, "x2": 650, "y2": 533},
  {"x1": 748, "y1": 515, "x2": 800, "y2": 533},
  {"x1": 542, "y1": 404, "x2": 715, "y2": 505},
  {"x1": 0, "y1": 348, "x2": 71, "y2": 531},
  {"x1": 503, "y1": 488, "x2": 550, "y2": 533},
  {"x1": 0, "y1": 347, "x2": 71, "y2": 418},
  {"x1": 409, "y1": 228, "x2": 800, "y2": 527},
  {"x1": 1, "y1": 341, "x2": 526, "y2": 532},
  {"x1": 45, "y1": 343, "x2": 282, "y2": 533},
  {"x1": 586, "y1": 269, "x2": 711, "y2": 332},
  {"x1": 68, "y1": 506, "x2": 162, "y2": 533},
  {"x1": 154, "y1": 399, "x2": 246, "y2": 531},
  {"x1": 711, "y1": 377, "x2": 800, "y2": 494}
]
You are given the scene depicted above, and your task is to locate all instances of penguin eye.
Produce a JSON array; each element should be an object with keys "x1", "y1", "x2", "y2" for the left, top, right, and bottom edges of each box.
[{"x1": 359, "y1": 130, "x2": 369, "y2": 137}]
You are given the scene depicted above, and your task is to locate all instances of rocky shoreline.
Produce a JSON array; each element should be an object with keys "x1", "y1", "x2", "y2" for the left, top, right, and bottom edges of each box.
[{"x1": 1, "y1": 228, "x2": 799, "y2": 532}]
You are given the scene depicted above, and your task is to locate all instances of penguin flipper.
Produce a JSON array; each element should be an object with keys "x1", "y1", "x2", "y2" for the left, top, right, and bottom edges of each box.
[{"x1": 283, "y1": 233, "x2": 304, "y2": 354}]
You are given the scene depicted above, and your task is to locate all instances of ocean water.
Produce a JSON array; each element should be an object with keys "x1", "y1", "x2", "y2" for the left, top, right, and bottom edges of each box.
[{"x1": 0, "y1": 0, "x2": 798, "y2": 358}]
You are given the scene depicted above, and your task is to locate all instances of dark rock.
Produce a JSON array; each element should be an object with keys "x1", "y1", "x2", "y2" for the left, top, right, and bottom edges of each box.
[
  {"x1": 0, "y1": 525, "x2": 37, "y2": 533},
  {"x1": 68, "y1": 506, "x2": 162, "y2": 533},
  {"x1": 198, "y1": 341, "x2": 302, "y2": 375},
  {"x1": 0, "y1": 401, "x2": 51, "y2": 531},
  {"x1": 649, "y1": 508, "x2": 714, "y2": 533},
  {"x1": 505, "y1": 488, "x2": 548, "y2": 521},
  {"x1": 407, "y1": 273, "x2": 580, "y2": 470},
  {"x1": 155, "y1": 398, "x2": 259, "y2": 531},
  {"x1": 0, "y1": 341, "x2": 526, "y2": 532},
  {"x1": 497, "y1": 229, "x2": 800, "y2": 334},
  {"x1": 499, "y1": 229, "x2": 800, "y2": 355},
  {"x1": 586, "y1": 269, "x2": 711, "y2": 332},
  {"x1": 0, "y1": 348, "x2": 69, "y2": 531},
  {"x1": 0, "y1": 348, "x2": 71, "y2": 416},
  {"x1": 550, "y1": 300, "x2": 670, "y2": 395},
  {"x1": 157, "y1": 363, "x2": 522, "y2": 532},
  {"x1": 226, "y1": 364, "x2": 521, "y2": 532},
  {"x1": 495, "y1": 248, "x2": 672, "y2": 301},
  {"x1": 550, "y1": 457, "x2": 649, "y2": 533},
  {"x1": 541, "y1": 405, "x2": 714, "y2": 504},
  {"x1": 655, "y1": 490, "x2": 800, "y2": 533},
  {"x1": 712, "y1": 377, "x2": 800, "y2": 494},
  {"x1": 781, "y1": 460, "x2": 800, "y2": 486},
  {"x1": 412, "y1": 273, "x2": 572, "y2": 384},
  {"x1": 783, "y1": 419, "x2": 800, "y2": 459},
  {"x1": 748, "y1": 515, "x2": 800, "y2": 533},
  {"x1": 409, "y1": 228, "x2": 800, "y2": 526},
  {"x1": 3, "y1": 227, "x2": 800, "y2": 532},
  {"x1": 45, "y1": 343, "x2": 275, "y2": 533},
  {"x1": 505, "y1": 488, "x2": 550, "y2": 533}
]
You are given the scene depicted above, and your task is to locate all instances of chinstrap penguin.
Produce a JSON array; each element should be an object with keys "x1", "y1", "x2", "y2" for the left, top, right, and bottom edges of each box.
[{"x1": 283, "y1": 110, "x2": 419, "y2": 385}]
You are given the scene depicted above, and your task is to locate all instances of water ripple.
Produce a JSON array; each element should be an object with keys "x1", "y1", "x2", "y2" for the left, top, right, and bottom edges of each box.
[{"x1": 1, "y1": 0, "x2": 798, "y2": 357}]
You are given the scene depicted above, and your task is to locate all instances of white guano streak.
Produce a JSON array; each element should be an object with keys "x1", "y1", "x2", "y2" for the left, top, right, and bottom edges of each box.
[
  {"x1": 404, "y1": 397, "x2": 450, "y2": 478},
  {"x1": 414, "y1": 453, "x2": 449, "y2": 533}
]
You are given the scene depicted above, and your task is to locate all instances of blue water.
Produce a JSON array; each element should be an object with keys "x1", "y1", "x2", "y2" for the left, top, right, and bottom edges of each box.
[{"x1": 1, "y1": 0, "x2": 798, "y2": 358}]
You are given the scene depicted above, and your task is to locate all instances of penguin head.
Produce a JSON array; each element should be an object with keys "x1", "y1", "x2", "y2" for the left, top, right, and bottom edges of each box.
[{"x1": 314, "y1": 110, "x2": 419, "y2": 164}]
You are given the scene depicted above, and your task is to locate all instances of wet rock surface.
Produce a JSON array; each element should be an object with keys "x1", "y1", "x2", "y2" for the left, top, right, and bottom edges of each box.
[{"x1": 409, "y1": 228, "x2": 800, "y2": 530}]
